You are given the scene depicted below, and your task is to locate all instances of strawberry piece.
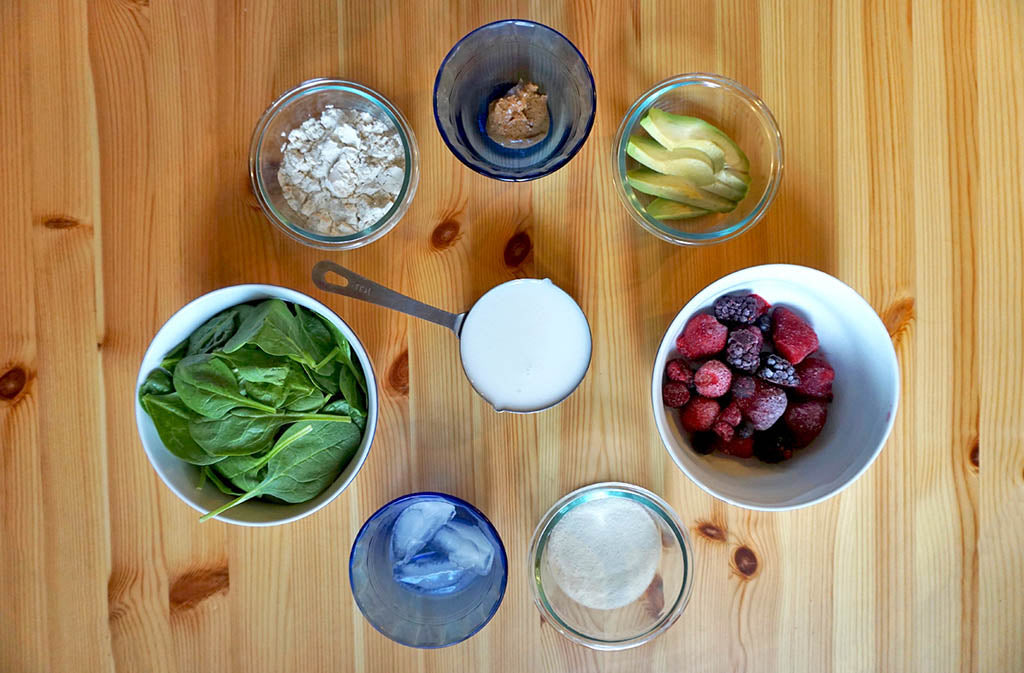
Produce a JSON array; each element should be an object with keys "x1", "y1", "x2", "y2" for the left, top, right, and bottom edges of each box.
[
  {"x1": 783, "y1": 400, "x2": 829, "y2": 447},
  {"x1": 665, "y1": 358, "x2": 694, "y2": 386},
  {"x1": 771, "y1": 307, "x2": 819, "y2": 364},
  {"x1": 717, "y1": 401, "x2": 742, "y2": 427},
  {"x1": 662, "y1": 381, "x2": 691, "y2": 408},
  {"x1": 733, "y1": 376, "x2": 788, "y2": 431},
  {"x1": 718, "y1": 436, "x2": 754, "y2": 458},
  {"x1": 795, "y1": 356, "x2": 834, "y2": 399},
  {"x1": 680, "y1": 396, "x2": 721, "y2": 433},
  {"x1": 676, "y1": 313, "x2": 728, "y2": 359},
  {"x1": 750, "y1": 294, "x2": 771, "y2": 317},
  {"x1": 694, "y1": 360, "x2": 732, "y2": 398},
  {"x1": 712, "y1": 420, "x2": 735, "y2": 442}
]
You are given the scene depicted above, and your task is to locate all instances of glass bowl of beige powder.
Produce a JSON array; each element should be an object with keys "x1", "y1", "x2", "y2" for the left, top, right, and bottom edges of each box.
[
  {"x1": 249, "y1": 78, "x2": 419, "y2": 250},
  {"x1": 528, "y1": 482, "x2": 694, "y2": 650}
]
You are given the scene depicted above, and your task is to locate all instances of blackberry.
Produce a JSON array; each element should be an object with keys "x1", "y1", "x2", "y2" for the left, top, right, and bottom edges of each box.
[
  {"x1": 726, "y1": 329, "x2": 761, "y2": 373},
  {"x1": 714, "y1": 295, "x2": 759, "y2": 324},
  {"x1": 691, "y1": 432, "x2": 716, "y2": 455},
  {"x1": 754, "y1": 429, "x2": 792, "y2": 463},
  {"x1": 758, "y1": 354, "x2": 800, "y2": 387},
  {"x1": 755, "y1": 312, "x2": 772, "y2": 335}
]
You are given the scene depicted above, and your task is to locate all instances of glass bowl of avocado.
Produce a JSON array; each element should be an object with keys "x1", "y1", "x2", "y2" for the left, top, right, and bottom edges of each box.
[{"x1": 613, "y1": 74, "x2": 783, "y2": 246}]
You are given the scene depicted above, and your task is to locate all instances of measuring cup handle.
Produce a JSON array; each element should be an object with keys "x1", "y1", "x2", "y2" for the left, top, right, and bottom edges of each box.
[{"x1": 312, "y1": 260, "x2": 464, "y2": 334}]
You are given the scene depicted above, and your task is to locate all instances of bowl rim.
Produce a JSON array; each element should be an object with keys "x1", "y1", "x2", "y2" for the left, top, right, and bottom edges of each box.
[
  {"x1": 432, "y1": 19, "x2": 597, "y2": 182},
  {"x1": 348, "y1": 491, "x2": 509, "y2": 649},
  {"x1": 526, "y1": 481, "x2": 694, "y2": 650},
  {"x1": 134, "y1": 284, "x2": 379, "y2": 526},
  {"x1": 613, "y1": 73, "x2": 784, "y2": 246},
  {"x1": 650, "y1": 264, "x2": 901, "y2": 511},
  {"x1": 248, "y1": 77, "x2": 420, "y2": 250}
]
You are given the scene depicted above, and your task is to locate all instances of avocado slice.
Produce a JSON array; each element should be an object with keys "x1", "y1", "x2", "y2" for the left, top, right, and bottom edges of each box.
[
  {"x1": 645, "y1": 198, "x2": 711, "y2": 220},
  {"x1": 627, "y1": 137, "x2": 715, "y2": 185},
  {"x1": 640, "y1": 108, "x2": 750, "y2": 172},
  {"x1": 718, "y1": 168, "x2": 751, "y2": 189},
  {"x1": 701, "y1": 172, "x2": 748, "y2": 201},
  {"x1": 626, "y1": 168, "x2": 736, "y2": 212}
]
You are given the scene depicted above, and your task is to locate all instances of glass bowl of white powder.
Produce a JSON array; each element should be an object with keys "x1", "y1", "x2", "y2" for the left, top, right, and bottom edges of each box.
[
  {"x1": 528, "y1": 482, "x2": 694, "y2": 650},
  {"x1": 249, "y1": 78, "x2": 419, "y2": 249}
]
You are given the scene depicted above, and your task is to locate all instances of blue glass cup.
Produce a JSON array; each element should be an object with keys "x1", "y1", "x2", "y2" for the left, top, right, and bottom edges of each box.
[
  {"x1": 349, "y1": 492, "x2": 508, "y2": 648},
  {"x1": 433, "y1": 20, "x2": 596, "y2": 181}
]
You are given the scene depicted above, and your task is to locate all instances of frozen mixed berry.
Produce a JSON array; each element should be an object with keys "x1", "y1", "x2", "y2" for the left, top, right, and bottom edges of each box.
[
  {"x1": 735, "y1": 422, "x2": 755, "y2": 439},
  {"x1": 694, "y1": 360, "x2": 732, "y2": 398},
  {"x1": 712, "y1": 420, "x2": 735, "y2": 442},
  {"x1": 753, "y1": 430, "x2": 792, "y2": 463},
  {"x1": 680, "y1": 396, "x2": 721, "y2": 433},
  {"x1": 771, "y1": 307, "x2": 819, "y2": 364},
  {"x1": 691, "y1": 432, "x2": 716, "y2": 455},
  {"x1": 714, "y1": 294, "x2": 759, "y2": 324},
  {"x1": 733, "y1": 376, "x2": 788, "y2": 431},
  {"x1": 795, "y1": 356, "x2": 834, "y2": 399},
  {"x1": 725, "y1": 327, "x2": 763, "y2": 373},
  {"x1": 718, "y1": 436, "x2": 755, "y2": 459},
  {"x1": 758, "y1": 354, "x2": 800, "y2": 387},
  {"x1": 717, "y1": 401, "x2": 742, "y2": 427},
  {"x1": 755, "y1": 312, "x2": 772, "y2": 335},
  {"x1": 750, "y1": 294, "x2": 771, "y2": 316},
  {"x1": 677, "y1": 313, "x2": 728, "y2": 359},
  {"x1": 662, "y1": 381, "x2": 691, "y2": 408},
  {"x1": 665, "y1": 358, "x2": 694, "y2": 387},
  {"x1": 784, "y1": 400, "x2": 829, "y2": 447}
]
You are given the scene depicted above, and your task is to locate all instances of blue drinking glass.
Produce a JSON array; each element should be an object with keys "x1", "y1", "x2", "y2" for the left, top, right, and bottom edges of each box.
[
  {"x1": 433, "y1": 19, "x2": 596, "y2": 181},
  {"x1": 349, "y1": 492, "x2": 508, "y2": 648}
]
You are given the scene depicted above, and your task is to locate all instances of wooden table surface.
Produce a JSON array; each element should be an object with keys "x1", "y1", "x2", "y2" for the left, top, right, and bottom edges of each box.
[{"x1": 2, "y1": 1, "x2": 1023, "y2": 671}]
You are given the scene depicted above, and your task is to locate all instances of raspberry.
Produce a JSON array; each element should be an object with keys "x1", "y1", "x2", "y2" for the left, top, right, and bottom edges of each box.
[
  {"x1": 694, "y1": 360, "x2": 732, "y2": 397},
  {"x1": 718, "y1": 436, "x2": 754, "y2": 459},
  {"x1": 784, "y1": 400, "x2": 829, "y2": 448},
  {"x1": 680, "y1": 396, "x2": 721, "y2": 432},
  {"x1": 771, "y1": 307, "x2": 819, "y2": 364},
  {"x1": 662, "y1": 381, "x2": 691, "y2": 408},
  {"x1": 677, "y1": 313, "x2": 728, "y2": 359},
  {"x1": 754, "y1": 431, "x2": 792, "y2": 463},
  {"x1": 795, "y1": 356, "x2": 834, "y2": 399},
  {"x1": 717, "y1": 401, "x2": 742, "y2": 427},
  {"x1": 714, "y1": 294, "x2": 759, "y2": 324},
  {"x1": 758, "y1": 354, "x2": 800, "y2": 387},
  {"x1": 725, "y1": 327, "x2": 763, "y2": 373},
  {"x1": 733, "y1": 376, "x2": 788, "y2": 431},
  {"x1": 712, "y1": 420, "x2": 734, "y2": 442},
  {"x1": 755, "y1": 313, "x2": 772, "y2": 335},
  {"x1": 691, "y1": 432, "x2": 716, "y2": 455},
  {"x1": 665, "y1": 358, "x2": 694, "y2": 386},
  {"x1": 750, "y1": 294, "x2": 771, "y2": 316}
]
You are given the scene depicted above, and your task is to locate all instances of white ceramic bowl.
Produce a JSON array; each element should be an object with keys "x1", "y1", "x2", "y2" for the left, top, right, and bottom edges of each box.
[
  {"x1": 652, "y1": 265, "x2": 899, "y2": 510},
  {"x1": 135, "y1": 285, "x2": 378, "y2": 526}
]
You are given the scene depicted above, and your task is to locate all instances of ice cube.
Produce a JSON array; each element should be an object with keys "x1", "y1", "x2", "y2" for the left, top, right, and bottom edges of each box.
[
  {"x1": 390, "y1": 501, "x2": 456, "y2": 565},
  {"x1": 432, "y1": 521, "x2": 495, "y2": 576},
  {"x1": 392, "y1": 551, "x2": 468, "y2": 594}
]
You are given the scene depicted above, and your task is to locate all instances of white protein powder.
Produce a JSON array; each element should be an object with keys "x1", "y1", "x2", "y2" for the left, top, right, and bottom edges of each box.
[
  {"x1": 277, "y1": 106, "x2": 405, "y2": 236},
  {"x1": 545, "y1": 497, "x2": 662, "y2": 610}
]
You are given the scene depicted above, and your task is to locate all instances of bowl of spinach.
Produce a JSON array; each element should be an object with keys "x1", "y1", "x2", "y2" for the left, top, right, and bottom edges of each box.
[{"x1": 135, "y1": 285, "x2": 377, "y2": 525}]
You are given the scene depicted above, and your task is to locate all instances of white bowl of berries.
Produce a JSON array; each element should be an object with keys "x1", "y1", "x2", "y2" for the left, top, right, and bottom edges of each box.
[{"x1": 652, "y1": 264, "x2": 899, "y2": 511}]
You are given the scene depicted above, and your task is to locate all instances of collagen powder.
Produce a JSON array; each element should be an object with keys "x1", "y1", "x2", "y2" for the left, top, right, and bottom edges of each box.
[{"x1": 277, "y1": 106, "x2": 405, "y2": 236}]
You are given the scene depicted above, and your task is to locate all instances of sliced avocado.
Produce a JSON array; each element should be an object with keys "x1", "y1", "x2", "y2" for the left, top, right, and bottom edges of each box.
[
  {"x1": 626, "y1": 168, "x2": 736, "y2": 213},
  {"x1": 701, "y1": 172, "x2": 748, "y2": 201},
  {"x1": 718, "y1": 167, "x2": 751, "y2": 189},
  {"x1": 640, "y1": 108, "x2": 750, "y2": 172},
  {"x1": 645, "y1": 198, "x2": 711, "y2": 220},
  {"x1": 627, "y1": 137, "x2": 715, "y2": 185}
]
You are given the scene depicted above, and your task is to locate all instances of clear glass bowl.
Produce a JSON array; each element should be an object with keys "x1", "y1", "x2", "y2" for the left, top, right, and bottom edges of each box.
[
  {"x1": 349, "y1": 492, "x2": 508, "y2": 648},
  {"x1": 528, "y1": 482, "x2": 693, "y2": 650},
  {"x1": 433, "y1": 20, "x2": 596, "y2": 181},
  {"x1": 249, "y1": 78, "x2": 419, "y2": 250},
  {"x1": 613, "y1": 73, "x2": 783, "y2": 245}
]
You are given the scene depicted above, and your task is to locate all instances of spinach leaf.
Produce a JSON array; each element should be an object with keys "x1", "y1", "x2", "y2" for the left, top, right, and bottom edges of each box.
[
  {"x1": 322, "y1": 399, "x2": 367, "y2": 431},
  {"x1": 240, "y1": 378, "x2": 289, "y2": 409},
  {"x1": 338, "y1": 365, "x2": 366, "y2": 414},
  {"x1": 303, "y1": 363, "x2": 340, "y2": 396},
  {"x1": 222, "y1": 299, "x2": 323, "y2": 369},
  {"x1": 188, "y1": 408, "x2": 353, "y2": 456},
  {"x1": 140, "y1": 393, "x2": 223, "y2": 465},
  {"x1": 202, "y1": 466, "x2": 243, "y2": 495},
  {"x1": 173, "y1": 353, "x2": 277, "y2": 418},
  {"x1": 160, "y1": 339, "x2": 188, "y2": 373},
  {"x1": 198, "y1": 419, "x2": 362, "y2": 521},
  {"x1": 212, "y1": 453, "x2": 267, "y2": 492},
  {"x1": 284, "y1": 390, "x2": 326, "y2": 413},
  {"x1": 295, "y1": 306, "x2": 339, "y2": 371},
  {"x1": 216, "y1": 346, "x2": 290, "y2": 386},
  {"x1": 317, "y1": 314, "x2": 367, "y2": 393},
  {"x1": 139, "y1": 368, "x2": 173, "y2": 399},
  {"x1": 187, "y1": 307, "x2": 243, "y2": 355}
]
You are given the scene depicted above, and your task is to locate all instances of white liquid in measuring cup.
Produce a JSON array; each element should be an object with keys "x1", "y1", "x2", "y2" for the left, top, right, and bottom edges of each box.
[{"x1": 459, "y1": 279, "x2": 592, "y2": 412}]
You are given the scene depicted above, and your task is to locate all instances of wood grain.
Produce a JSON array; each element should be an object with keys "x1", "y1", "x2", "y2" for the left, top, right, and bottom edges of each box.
[{"x1": 2, "y1": 1, "x2": 1022, "y2": 672}]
